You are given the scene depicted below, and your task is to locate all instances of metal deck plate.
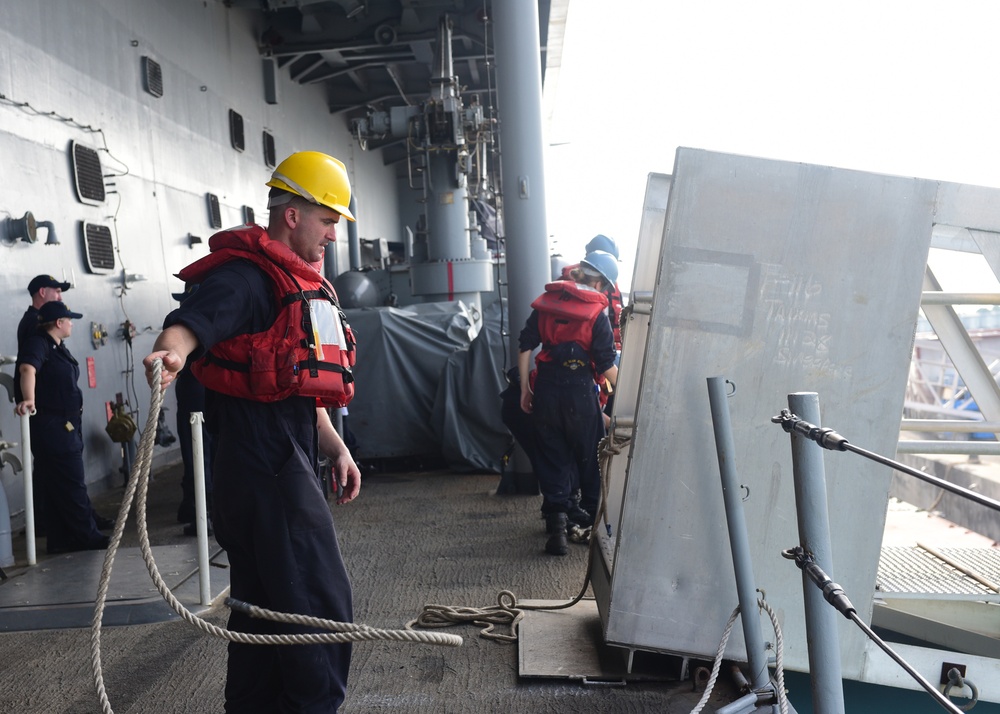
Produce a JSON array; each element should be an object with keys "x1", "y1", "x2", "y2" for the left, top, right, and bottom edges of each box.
[
  {"x1": 877, "y1": 546, "x2": 1000, "y2": 601},
  {"x1": 0, "y1": 543, "x2": 230, "y2": 630},
  {"x1": 518, "y1": 599, "x2": 629, "y2": 681}
]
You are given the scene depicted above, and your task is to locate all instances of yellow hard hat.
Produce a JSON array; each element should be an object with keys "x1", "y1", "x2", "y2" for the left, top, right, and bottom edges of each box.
[{"x1": 266, "y1": 151, "x2": 356, "y2": 222}]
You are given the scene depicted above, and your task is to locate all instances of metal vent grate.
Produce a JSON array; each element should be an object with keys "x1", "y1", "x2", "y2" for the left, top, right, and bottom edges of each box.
[
  {"x1": 243, "y1": 206, "x2": 255, "y2": 225},
  {"x1": 82, "y1": 223, "x2": 115, "y2": 274},
  {"x1": 263, "y1": 130, "x2": 276, "y2": 168},
  {"x1": 141, "y1": 56, "x2": 163, "y2": 98},
  {"x1": 71, "y1": 141, "x2": 106, "y2": 205},
  {"x1": 207, "y1": 193, "x2": 222, "y2": 229},
  {"x1": 229, "y1": 109, "x2": 245, "y2": 152}
]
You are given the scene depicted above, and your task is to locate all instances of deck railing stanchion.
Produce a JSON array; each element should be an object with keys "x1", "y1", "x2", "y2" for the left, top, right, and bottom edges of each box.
[{"x1": 786, "y1": 392, "x2": 846, "y2": 714}]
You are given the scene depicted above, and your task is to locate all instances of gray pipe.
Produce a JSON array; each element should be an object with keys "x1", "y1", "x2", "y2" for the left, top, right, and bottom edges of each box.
[
  {"x1": 37, "y1": 220, "x2": 58, "y2": 245},
  {"x1": 707, "y1": 377, "x2": 771, "y2": 692},
  {"x1": 787, "y1": 392, "x2": 846, "y2": 714},
  {"x1": 493, "y1": 0, "x2": 551, "y2": 365},
  {"x1": 347, "y1": 194, "x2": 361, "y2": 270}
]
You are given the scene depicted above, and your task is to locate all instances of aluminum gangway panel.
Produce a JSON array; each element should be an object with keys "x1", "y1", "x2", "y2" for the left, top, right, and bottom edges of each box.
[{"x1": 593, "y1": 148, "x2": 1000, "y2": 681}]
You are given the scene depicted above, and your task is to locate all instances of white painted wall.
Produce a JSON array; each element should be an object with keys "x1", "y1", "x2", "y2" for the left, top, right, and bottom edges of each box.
[{"x1": 0, "y1": 0, "x2": 400, "y2": 508}]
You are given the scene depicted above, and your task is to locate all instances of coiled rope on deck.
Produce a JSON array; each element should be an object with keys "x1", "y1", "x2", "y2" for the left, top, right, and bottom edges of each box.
[
  {"x1": 408, "y1": 590, "x2": 525, "y2": 643},
  {"x1": 405, "y1": 426, "x2": 633, "y2": 644},
  {"x1": 90, "y1": 359, "x2": 462, "y2": 714}
]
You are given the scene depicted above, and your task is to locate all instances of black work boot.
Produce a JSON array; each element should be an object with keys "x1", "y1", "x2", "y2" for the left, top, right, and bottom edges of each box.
[
  {"x1": 545, "y1": 513, "x2": 568, "y2": 555},
  {"x1": 567, "y1": 504, "x2": 592, "y2": 528}
]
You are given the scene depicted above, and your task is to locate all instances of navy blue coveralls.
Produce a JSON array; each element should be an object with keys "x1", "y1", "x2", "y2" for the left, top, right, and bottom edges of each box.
[
  {"x1": 16, "y1": 333, "x2": 107, "y2": 553},
  {"x1": 165, "y1": 260, "x2": 353, "y2": 714},
  {"x1": 499, "y1": 366, "x2": 542, "y2": 470},
  {"x1": 518, "y1": 307, "x2": 616, "y2": 519},
  {"x1": 16, "y1": 306, "x2": 40, "y2": 348}
]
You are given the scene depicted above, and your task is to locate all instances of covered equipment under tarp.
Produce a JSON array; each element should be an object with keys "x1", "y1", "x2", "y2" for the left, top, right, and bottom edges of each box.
[
  {"x1": 345, "y1": 300, "x2": 510, "y2": 471},
  {"x1": 431, "y1": 301, "x2": 510, "y2": 472}
]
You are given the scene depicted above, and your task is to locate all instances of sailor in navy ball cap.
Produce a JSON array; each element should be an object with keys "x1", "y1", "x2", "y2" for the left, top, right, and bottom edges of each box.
[
  {"x1": 38, "y1": 301, "x2": 83, "y2": 322},
  {"x1": 18, "y1": 275, "x2": 72, "y2": 349},
  {"x1": 27, "y1": 274, "x2": 71, "y2": 295},
  {"x1": 15, "y1": 297, "x2": 110, "y2": 554}
]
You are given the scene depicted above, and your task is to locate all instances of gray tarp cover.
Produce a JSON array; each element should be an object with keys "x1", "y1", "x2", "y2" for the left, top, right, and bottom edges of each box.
[{"x1": 345, "y1": 301, "x2": 511, "y2": 472}]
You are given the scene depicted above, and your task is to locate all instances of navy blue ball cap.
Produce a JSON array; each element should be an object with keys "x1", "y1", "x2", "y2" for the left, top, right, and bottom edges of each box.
[
  {"x1": 27, "y1": 274, "x2": 71, "y2": 294},
  {"x1": 39, "y1": 301, "x2": 83, "y2": 322}
]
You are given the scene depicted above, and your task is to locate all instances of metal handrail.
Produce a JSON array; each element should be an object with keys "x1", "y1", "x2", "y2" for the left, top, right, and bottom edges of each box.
[
  {"x1": 780, "y1": 546, "x2": 963, "y2": 714},
  {"x1": 773, "y1": 410, "x2": 1000, "y2": 513},
  {"x1": 773, "y1": 404, "x2": 981, "y2": 713}
]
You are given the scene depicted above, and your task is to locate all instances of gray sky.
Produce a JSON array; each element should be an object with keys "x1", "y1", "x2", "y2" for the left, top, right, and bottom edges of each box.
[{"x1": 544, "y1": 0, "x2": 1000, "y2": 294}]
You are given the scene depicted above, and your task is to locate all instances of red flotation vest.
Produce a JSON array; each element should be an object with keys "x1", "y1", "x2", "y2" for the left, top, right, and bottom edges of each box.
[
  {"x1": 560, "y1": 263, "x2": 624, "y2": 350},
  {"x1": 531, "y1": 281, "x2": 608, "y2": 382},
  {"x1": 178, "y1": 224, "x2": 356, "y2": 408}
]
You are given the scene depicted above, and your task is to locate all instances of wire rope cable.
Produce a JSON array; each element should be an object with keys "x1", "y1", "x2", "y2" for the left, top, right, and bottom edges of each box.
[{"x1": 90, "y1": 359, "x2": 462, "y2": 714}]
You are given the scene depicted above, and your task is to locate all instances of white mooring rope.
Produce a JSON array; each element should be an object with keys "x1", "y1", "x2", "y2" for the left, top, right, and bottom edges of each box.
[
  {"x1": 688, "y1": 597, "x2": 788, "y2": 714},
  {"x1": 90, "y1": 359, "x2": 462, "y2": 714}
]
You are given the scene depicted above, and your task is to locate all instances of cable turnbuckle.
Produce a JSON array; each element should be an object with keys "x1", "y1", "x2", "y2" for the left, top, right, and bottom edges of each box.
[{"x1": 770, "y1": 410, "x2": 850, "y2": 451}]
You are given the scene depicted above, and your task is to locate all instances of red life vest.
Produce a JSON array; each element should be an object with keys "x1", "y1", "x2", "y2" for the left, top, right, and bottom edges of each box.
[
  {"x1": 560, "y1": 263, "x2": 624, "y2": 350},
  {"x1": 531, "y1": 281, "x2": 608, "y2": 383},
  {"x1": 178, "y1": 224, "x2": 357, "y2": 408}
]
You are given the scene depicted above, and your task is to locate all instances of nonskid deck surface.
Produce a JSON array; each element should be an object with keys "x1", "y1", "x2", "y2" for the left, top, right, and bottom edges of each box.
[
  {"x1": 0, "y1": 464, "x2": 741, "y2": 713},
  {"x1": 2, "y1": 463, "x2": 994, "y2": 713}
]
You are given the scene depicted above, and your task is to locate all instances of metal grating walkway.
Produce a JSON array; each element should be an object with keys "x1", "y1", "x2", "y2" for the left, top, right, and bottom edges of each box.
[{"x1": 877, "y1": 546, "x2": 1000, "y2": 601}]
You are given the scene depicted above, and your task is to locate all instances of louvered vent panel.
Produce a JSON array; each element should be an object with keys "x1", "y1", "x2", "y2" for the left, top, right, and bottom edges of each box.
[
  {"x1": 243, "y1": 206, "x2": 255, "y2": 225},
  {"x1": 141, "y1": 56, "x2": 163, "y2": 98},
  {"x1": 71, "y1": 141, "x2": 106, "y2": 205},
  {"x1": 207, "y1": 193, "x2": 222, "y2": 229},
  {"x1": 263, "y1": 131, "x2": 276, "y2": 168},
  {"x1": 229, "y1": 109, "x2": 245, "y2": 152},
  {"x1": 82, "y1": 223, "x2": 115, "y2": 274}
]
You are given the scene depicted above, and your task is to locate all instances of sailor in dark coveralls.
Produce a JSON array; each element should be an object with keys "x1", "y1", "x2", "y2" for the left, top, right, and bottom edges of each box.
[
  {"x1": 144, "y1": 151, "x2": 361, "y2": 713},
  {"x1": 517, "y1": 251, "x2": 620, "y2": 556},
  {"x1": 15, "y1": 301, "x2": 109, "y2": 554},
  {"x1": 17, "y1": 274, "x2": 74, "y2": 535}
]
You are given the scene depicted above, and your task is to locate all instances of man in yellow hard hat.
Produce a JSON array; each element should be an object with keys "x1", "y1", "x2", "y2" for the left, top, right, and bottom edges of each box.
[{"x1": 144, "y1": 151, "x2": 360, "y2": 713}]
